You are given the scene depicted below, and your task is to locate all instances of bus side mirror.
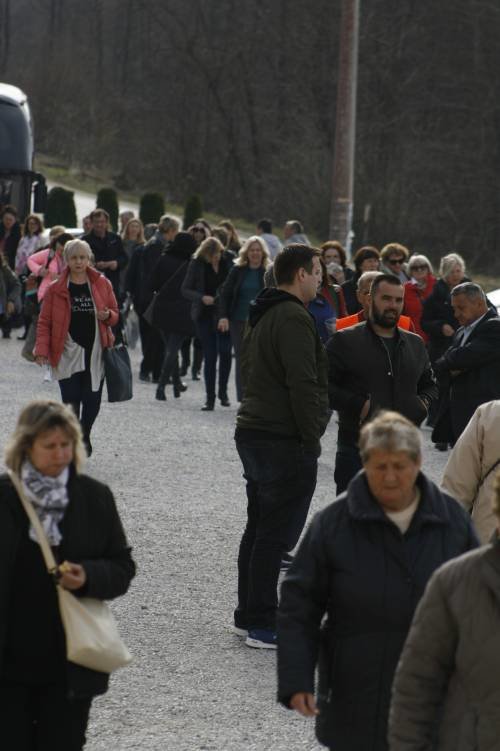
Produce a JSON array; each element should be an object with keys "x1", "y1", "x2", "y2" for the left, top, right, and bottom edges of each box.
[{"x1": 33, "y1": 174, "x2": 47, "y2": 213}]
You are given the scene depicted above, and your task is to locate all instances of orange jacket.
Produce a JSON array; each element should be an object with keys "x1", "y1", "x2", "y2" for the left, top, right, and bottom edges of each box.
[
  {"x1": 335, "y1": 310, "x2": 416, "y2": 332},
  {"x1": 35, "y1": 267, "x2": 119, "y2": 367}
]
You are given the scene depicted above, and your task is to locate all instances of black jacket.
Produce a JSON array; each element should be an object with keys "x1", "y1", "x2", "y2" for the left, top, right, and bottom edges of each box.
[
  {"x1": 0, "y1": 221, "x2": 22, "y2": 270},
  {"x1": 432, "y1": 308, "x2": 500, "y2": 443},
  {"x1": 217, "y1": 265, "x2": 265, "y2": 320},
  {"x1": 341, "y1": 274, "x2": 361, "y2": 314},
  {"x1": 420, "y1": 278, "x2": 462, "y2": 362},
  {"x1": 124, "y1": 243, "x2": 146, "y2": 312},
  {"x1": 0, "y1": 471, "x2": 136, "y2": 700},
  {"x1": 149, "y1": 238, "x2": 196, "y2": 337},
  {"x1": 327, "y1": 321, "x2": 437, "y2": 444},
  {"x1": 81, "y1": 231, "x2": 128, "y2": 300},
  {"x1": 181, "y1": 253, "x2": 233, "y2": 322},
  {"x1": 277, "y1": 471, "x2": 479, "y2": 751}
]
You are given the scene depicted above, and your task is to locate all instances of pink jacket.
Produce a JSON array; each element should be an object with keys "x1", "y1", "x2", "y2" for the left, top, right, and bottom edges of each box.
[
  {"x1": 27, "y1": 248, "x2": 66, "y2": 302},
  {"x1": 35, "y1": 267, "x2": 119, "y2": 367}
]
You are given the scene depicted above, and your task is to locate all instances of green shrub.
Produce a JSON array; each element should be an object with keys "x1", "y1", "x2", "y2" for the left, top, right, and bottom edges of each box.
[
  {"x1": 44, "y1": 186, "x2": 77, "y2": 228},
  {"x1": 96, "y1": 187, "x2": 119, "y2": 231},
  {"x1": 139, "y1": 192, "x2": 165, "y2": 225},
  {"x1": 183, "y1": 194, "x2": 203, "y2": 230}
]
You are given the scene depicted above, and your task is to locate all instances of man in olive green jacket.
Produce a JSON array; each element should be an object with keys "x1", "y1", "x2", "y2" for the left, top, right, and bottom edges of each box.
[{"x1": 233, "y1": 244, "x2": 329, "y2": 650}]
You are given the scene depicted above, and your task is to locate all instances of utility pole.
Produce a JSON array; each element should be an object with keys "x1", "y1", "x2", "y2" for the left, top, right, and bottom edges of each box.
[{"x1": 329, "y1": 0, "x2": 360, "y2": 257}]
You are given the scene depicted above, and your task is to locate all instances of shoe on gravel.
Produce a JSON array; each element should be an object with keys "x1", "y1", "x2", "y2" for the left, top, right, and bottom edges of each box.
[
  {"x1": 245, "y1": 628, "x2": 277, "y2": 650},
  {"x1": 230, "y1": 624, "x2": 248, "y2": 637}
]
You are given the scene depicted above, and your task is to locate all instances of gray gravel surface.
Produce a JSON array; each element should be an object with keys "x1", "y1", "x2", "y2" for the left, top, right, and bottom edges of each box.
[{"x1": 0, "y1": 337, "x2": 450, "y2": 750}]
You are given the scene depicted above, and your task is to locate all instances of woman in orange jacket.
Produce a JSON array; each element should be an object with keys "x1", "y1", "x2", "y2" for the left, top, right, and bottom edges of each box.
[{"x1": 34, "y1": 239, "x2": 118, "y2": 456}]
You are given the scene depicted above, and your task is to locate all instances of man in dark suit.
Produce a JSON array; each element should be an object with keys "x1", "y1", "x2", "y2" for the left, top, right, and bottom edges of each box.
[{"x1": 432, "y1": 282, "x2": 500, "y2": 447}]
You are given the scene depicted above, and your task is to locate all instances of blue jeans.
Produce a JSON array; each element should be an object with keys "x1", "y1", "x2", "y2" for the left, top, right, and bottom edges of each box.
[
  {"x1": 235, "y1": 434, "x2": 318, "y2": 630},
  {"x1": 58, "y1": 370, "x2": 104, "y2": 441},
  {"x1": 196, "y1": 316, "x2": 232, "y2": 400},
  {"x1": 158, "y1": 332, "x2": 185, "y2": 387}
]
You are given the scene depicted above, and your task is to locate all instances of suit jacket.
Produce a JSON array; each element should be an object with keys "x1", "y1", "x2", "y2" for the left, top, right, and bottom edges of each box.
[{"x1": 432, "y1": 308, "x2": 500, "y2": 443}]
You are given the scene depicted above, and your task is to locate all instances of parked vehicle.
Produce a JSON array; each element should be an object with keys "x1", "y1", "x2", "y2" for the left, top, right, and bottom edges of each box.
[{"x1": 0, "y1": 82, "x2": 46, "y2": 220}]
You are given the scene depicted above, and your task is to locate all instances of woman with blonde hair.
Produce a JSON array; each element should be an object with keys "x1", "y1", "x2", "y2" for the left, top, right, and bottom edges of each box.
[
  {"x1": 218, "y1": 236, "x2": 270, "y2": 401},
  {"x1": 0, "y1": 399, "x2": 135, "y2": 750},
  {"x1": 34, "y1": 239, "x2": 118, "y2": 455},
  {"x1": 182, "y1": 236, "x2": 233, "y2": 409}
]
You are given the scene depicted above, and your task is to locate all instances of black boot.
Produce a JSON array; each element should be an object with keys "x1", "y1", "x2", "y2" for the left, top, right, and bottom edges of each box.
[
  {"x1": 219, "y1": 393, "x2": 230, "y2": 407},
  {"x1": 173, "y1": 381, "x2": 188, "y2": 398},
  {"x1": 155, "y1": 385, "x2": 167, "y2": 401},
  {"x1": 201, "y1": 398, "x2": 215, "y2": 411}
]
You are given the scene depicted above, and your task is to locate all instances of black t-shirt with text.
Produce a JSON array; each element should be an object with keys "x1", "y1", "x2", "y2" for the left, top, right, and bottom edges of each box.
[{"x1": 68, "y1": 281, "x2": 96, "y2": 351}]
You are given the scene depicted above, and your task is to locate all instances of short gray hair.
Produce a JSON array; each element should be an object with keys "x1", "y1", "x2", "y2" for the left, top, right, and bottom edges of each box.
[
  {"x1": 439, "y1": 252, "x2": 465, "y2": 280},
  {"x1": 357, "y1": 270, "x2": 382, "y2": 291},
  {"x1": 359, "y1": 411, "x2": 422, "y2": 463},
  {"x1": 158, "y1": 215, "x2": 180, "y2": 234},
  {"x1": 63, "y1": 239, "x2": 92, "y2": 262},
  {"x1": 408, "y1": 253, "x2": 433, "y2": 274},
  {"x1": 450, "y1": 281, "x2": 486, "y2": 302}
]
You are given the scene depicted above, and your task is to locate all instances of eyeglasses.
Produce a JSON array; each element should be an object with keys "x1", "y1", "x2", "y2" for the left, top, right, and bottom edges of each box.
[
  {"x1": 193, "y1": 227, "x2": 205, "y2": 233},
  {"x1": 388, "y1": 258, "x2": 405, "y2": 265},
  {"x1": 410, "y1": 265, "x2": 428, "y2": 272}
]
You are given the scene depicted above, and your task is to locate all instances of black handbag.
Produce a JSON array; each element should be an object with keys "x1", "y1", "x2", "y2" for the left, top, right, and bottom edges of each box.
[{"x1": 103, "y1": 345, "x2": 133, "y2": 402}]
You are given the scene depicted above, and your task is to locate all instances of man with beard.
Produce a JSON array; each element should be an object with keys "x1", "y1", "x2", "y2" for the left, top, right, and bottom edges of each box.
[{"x1": 327, "y1": 273, "x2": 437, "y2": 492}]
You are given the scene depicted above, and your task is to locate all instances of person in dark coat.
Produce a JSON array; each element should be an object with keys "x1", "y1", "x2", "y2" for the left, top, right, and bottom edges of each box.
[
  {"x1": 217, "y1": 236, "x2": 269, "y2": 401},
  {"x1": 389, "y1": 472, "x2": 500, "y2": 751},
  {"x1": 340, "y1": 245, "x2": 380, "y2": 314},
  {"x1": 277, "y1": 411, "x2": 478, "y2": 751},
  {"x1": 81, "y1": 208, "x2": 129, "y2": 302},
  {"x1": 0, "y1": 400, "x2": 136, "y2": 751},
  {"x1": 133, "y1": 215, "x2": 180, "y2": 382},
  {"x1": 151, "y1": 231, "x2": 197, "y2": 400},
  {"x1": 0, "y1": 203, "x2": 22, "y2": 271},
  {"x1": 181, "y1": 237, "x2": 234, "y2": 410},
  {"x1": 327, "y1": 273, "x2": 437, "y2": 493},
  {"x1": 420, "y1": 253, "x2": 466, "y2": 446},
  {"x1": 432, "y1": 281, "x2": 500, "y2": 447}
]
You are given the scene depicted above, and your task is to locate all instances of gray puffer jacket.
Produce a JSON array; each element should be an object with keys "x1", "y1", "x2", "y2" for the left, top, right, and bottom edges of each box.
[{"x1": 389, "y1": 542, "x2": 500, "y2": 751}]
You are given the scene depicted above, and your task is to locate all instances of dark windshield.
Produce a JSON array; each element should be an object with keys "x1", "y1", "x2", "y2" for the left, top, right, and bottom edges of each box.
[{"x1": 0, "y1": 100, "x2": 32, "y2": 170}]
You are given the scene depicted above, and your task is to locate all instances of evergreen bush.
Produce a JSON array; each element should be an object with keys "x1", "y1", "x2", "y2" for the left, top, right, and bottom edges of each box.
[
  {"x1": 183, "y1": 194, "x2": 203, "y2": 230},
  {"x1": 139, "y1": 192, "x2": 165, "y2": 225},
  {"x1": 96, "y1": 187, "x2": 119, "y2": 231},
  {"x1": 44, "y1": 186, "x2": 77, "y2": 228}
]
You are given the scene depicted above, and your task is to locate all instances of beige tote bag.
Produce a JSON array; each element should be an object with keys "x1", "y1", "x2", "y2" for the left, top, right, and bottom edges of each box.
[{"x1": 8, "y1": 470, "x2": 132, "y2": 674}]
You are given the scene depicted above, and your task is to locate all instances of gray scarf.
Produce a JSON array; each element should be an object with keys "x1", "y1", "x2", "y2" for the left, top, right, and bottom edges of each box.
[{"x1": 21, "y1": 460, "x2": 70, "y2": 546}]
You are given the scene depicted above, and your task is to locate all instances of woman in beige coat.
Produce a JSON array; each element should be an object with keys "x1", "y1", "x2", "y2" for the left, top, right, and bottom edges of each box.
[{"x1": 441, "y1": 400, "x2": 500, "y2": 543}]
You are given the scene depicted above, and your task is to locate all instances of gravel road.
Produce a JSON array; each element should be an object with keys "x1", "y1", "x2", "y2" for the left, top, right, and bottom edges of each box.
[{"x1": 0, "y1": 337, "x2": 450, "y2": 750}]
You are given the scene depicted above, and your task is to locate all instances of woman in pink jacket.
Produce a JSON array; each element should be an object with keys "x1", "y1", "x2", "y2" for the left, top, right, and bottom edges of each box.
[{"x1": 34, "y1": 239, "x2": 118, "y2": 456}]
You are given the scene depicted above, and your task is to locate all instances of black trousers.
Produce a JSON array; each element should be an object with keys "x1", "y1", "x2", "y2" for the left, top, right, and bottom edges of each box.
[
  {"x1": 138, "y1": 315, "x2": 164, "y2": 380},
  {"x1": 0, "y1": 680, "x2": 92, "y2": 751},
  {"x1": 334, "y1": 441, "x2": 363, "y2": 494},
  {"x1": 158, "y1": 332, "x2": 185, "y2": 387},
  {"x1": 58, "y1": 370, "x2": 104, "y2": 441},
  {"x1": 235, "y1": 435, "x2": 318, "y2": 630}
]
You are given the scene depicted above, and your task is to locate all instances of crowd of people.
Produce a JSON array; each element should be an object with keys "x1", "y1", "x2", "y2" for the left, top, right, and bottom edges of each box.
[{"x1": 2, "y1": 198, "x2": 500, "y2": 750}]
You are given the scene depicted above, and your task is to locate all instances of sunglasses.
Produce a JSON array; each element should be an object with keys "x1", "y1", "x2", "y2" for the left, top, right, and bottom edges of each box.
[
  {"x1": 388, "y1": 258, "x2": 405, "y2": 265},
  {"x1": 411, "y1": 265, "x2": 428, "y2": 272}
]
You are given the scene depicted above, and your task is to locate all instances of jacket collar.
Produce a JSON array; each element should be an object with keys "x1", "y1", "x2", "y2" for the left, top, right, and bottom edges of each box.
[
  {"x1": 345, "y1": 470, "x2": 449, "y2": 526},
  {"x1": 365, "y1": 318, "x2": 403, "y2": 344}
]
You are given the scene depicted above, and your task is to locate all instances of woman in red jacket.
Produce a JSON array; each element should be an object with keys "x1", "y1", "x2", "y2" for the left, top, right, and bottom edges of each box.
[
  {"x1": 34, "y1": 239, "x2": 118, "y2": 456},
  {"x1": 403, "y1": 254, "x2": 436, "y2": 341}
]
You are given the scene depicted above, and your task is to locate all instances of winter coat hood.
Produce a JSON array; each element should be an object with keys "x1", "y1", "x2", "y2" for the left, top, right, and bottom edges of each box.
[{"x1": 248, "y1": 287, "x2": 304, "y2": 328}]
